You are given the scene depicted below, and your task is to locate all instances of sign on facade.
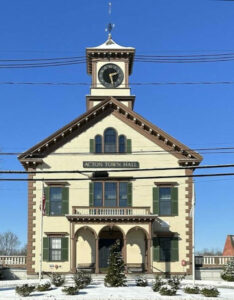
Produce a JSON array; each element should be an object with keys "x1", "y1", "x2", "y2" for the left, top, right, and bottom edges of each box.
[{"x1": 83, "y1": 161, "x2": 140, "y2": 168}]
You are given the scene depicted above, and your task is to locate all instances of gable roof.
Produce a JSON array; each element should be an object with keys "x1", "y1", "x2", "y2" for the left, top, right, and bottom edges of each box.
[{"x1": 18, "y1": 97, "x2": 202, "y2": 168}]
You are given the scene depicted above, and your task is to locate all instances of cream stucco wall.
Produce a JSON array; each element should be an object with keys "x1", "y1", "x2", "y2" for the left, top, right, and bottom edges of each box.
[{"x1": 31, "y1": 113, "x2": 191, "y2": 274}]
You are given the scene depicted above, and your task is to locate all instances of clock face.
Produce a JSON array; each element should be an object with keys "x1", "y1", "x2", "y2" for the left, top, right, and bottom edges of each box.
[{"x1": 98, "y1": 63, "x2": 124, "y2": 88}]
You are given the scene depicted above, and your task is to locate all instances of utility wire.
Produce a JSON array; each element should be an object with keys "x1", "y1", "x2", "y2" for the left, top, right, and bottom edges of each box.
[
  {"x1": 1, "y1": 163, "x2": 234, "y2": 175},
  {"x1": 1, "y1": 81, "x2": 234, "y2": 86},
  {"x1": 1, "y1": 172, "x2": 234, "y2": 181}
]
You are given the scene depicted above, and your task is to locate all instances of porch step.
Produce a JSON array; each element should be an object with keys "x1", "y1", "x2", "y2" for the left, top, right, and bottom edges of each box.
[{"x1": 65, "y1": 274, "x2": 155, "y2": 286}]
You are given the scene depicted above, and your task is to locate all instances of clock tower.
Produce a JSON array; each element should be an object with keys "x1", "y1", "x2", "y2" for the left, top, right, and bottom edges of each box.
[{"x1": 86, "y1": 33, "x2": 135, "y2": 110}]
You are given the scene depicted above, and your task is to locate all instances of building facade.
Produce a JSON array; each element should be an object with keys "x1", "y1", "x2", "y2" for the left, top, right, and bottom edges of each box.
[{"x1": 19, "y1": 35, "x2": 202, "y2": 276}]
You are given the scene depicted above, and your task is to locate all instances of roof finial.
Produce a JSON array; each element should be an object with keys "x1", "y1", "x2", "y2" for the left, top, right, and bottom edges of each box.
[{"x1": 105, "y1": 2, "x2": 115, "y2": 40}]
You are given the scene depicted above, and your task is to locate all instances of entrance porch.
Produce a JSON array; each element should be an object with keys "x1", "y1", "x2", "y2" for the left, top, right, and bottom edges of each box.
[{"x1": 71, "y1": 224, "x2": 153, "y2": 274}]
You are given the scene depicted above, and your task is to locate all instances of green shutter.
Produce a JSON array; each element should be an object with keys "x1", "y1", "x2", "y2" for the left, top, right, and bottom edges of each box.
[
  {"x1": 44, "y1": 187, "x2": 50, "y2": 216},
  {"x1": 153, "y1": 238, "x2": 160, "y2": 262},
  {"x1": 61, "y1": 187, "x2": 69, "y2": 215},
  {"x1": 171, "y1": 237, "x2": 179, "y2": 261},
  {"x1": 43, "y1": 237, "x2": 49, "y2": 261},
  {"x1": 153, "y1": 187, "x2": 159, "y2": 214},
  {"x1": 127, "y1": 182, "x2": 132, "y2": 207},
  {"x1": 127, "y1": 139, "x2": 132, "y2": 153},
  {"x1": 171, "y1": 187, "x2": 178, "y2": 216},
  {"x1": 61, "y1": 237, "x2": 68, "y2": 261},
  {"x1": 90, "y1": 139, "x2": 94, "y2": 153},
  {"x1": 89, "y1": 182, "x2": 94, "y2": 207}
]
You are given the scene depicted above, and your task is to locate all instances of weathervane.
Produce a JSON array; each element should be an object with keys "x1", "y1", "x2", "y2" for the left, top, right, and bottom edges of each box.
[{"x1": 105, "y1": 2, "x2": 115, "y2": 39}]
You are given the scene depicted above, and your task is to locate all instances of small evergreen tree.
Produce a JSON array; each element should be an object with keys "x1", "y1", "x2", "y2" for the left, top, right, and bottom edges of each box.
[
  {"x1": 221, "y1": 258, "x2": 234, "y2": 281},
  {"x1": 104, "y1": 240, "x2": 127, "y2": 287}
]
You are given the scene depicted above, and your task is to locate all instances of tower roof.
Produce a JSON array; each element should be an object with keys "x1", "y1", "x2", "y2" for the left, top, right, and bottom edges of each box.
[{"x1": 86, "y1": 35, "x2": 135, "y2": 75}]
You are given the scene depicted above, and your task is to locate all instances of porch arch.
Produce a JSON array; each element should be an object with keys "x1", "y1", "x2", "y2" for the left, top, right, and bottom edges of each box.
[
  {"x1": 73, "y1": 226, "x2": 97, "y2": 273},
  {"x1": 126, "y1": 226, "x2": 150, "y2": 273}
]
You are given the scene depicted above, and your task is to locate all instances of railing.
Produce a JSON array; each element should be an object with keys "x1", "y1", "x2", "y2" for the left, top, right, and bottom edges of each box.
[
  {"x1": 0, "y1": 256, "x2": 26, "y2": 267},
  {"x1": 195, "y1": 256, "x2": 233, "y2": 267},
  {"x1": 72, "y1": 206, "x2": 151, "y2": 216}
]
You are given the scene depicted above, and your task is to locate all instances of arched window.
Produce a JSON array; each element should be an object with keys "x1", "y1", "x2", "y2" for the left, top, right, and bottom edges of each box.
[
  {"x1": 95, "y1": 135, "x2": 102, "y2": 153},
  {"x1": 119, "y1": 135, "x2": 126, "y2": 153},
  {"x1": 104, "y1": 128, "x2": 117, "y2": 153}
]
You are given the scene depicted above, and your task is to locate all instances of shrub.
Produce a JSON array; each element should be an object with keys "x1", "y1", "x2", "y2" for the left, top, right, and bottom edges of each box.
[
  {"x1": 37, "y1": 282, "x2": 51, "y2": 291},
  {"x1": 200, "y1": 286, "x2": 219, "y2": 297},
  {"x1": 221, "y1": 258, "x2": 234, "y2": 282},
  {"x1": 104, "y1": 240, "x2": 127, "y2": 287},
  {"x1": 167, "y1": 275, "x2": 184, "y2": 290},
  {"x1": 73, "y1": 270, "x2": 92, "y2": 289},
  {"x1": 184, "y1": 285, "x2": 200, "y2": 294},
  {"x1": 15, "y1": 284, "x2": 35, "y2": 297},
  {"x1": 62, "y1": 286, "x2": 79, "y2": 295},
  {"x1": 51, "y1": 273, "x2": 65, "y2": 287},
  {"x1": 135, "y1": 276, "x2": 148, "y2": 287},
  {"x1": 159, "y1": 285, "x2": 177, "y2": 296},
  {"x1": 152, "y1": 275, "x2": 165, "y2": 292}
]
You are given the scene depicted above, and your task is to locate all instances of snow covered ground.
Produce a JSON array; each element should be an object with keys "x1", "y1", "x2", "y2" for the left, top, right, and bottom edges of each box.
[{"x1": 0, "y1": 279, "x2": 234, "y2": 299}]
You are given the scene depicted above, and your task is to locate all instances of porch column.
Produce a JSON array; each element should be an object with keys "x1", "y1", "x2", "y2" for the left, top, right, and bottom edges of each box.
[
  {"x1": 147, "y1": 238, "x2": 152, "y2": 273},
  {"x1": 123, "y1": 238, "x2": 127, "y2": 272},
  {"x1": 71, "y1": 236, "x2": 76, "y2": 273},
  {"x1": 95, "y1": 238, "x2": 99, "y2": 274},
  {"x1": 71, "y1": 222, "x2": 76, "y2": 273},
  {"x1": 147, "y1": 223, "x2": 152, "y2": 273}
]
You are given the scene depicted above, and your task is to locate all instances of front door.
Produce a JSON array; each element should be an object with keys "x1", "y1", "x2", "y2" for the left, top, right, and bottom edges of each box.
[
  {"x1": 99, "y1": 239, "x2": 115, "y2": 269},
  {"x1": 99, "y1": 239, "x2": 123, "y2": 270}
]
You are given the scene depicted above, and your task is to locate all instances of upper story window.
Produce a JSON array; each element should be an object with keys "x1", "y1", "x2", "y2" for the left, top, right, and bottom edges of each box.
[
  {"x1": 90, "y1": 128, "x2": 131, "y2": 154},
  {"x1": 95, "y1": 135, "x2": 102, "y2": 153},
  {"x1": 104, "y1": 128, "x2": 117, "y2": 153},
  {"x1": 119, "y1": 135, "x2": 126, "y2": 153},
  {"x1": 50, "y1": 187, "x2": 62, "y2": 216},
  {"x1": 44, "y1": 186, "x2": 69, "y2": 216},
  {"x1": 159, "y1": 187, "x2": 171, "y2": 216},
  {"x1": 90, "y1": 181, "x2": 132, "y2": 207},
  {"x1": 153, "y1": 185, "x2": 178, "y2": 216}
]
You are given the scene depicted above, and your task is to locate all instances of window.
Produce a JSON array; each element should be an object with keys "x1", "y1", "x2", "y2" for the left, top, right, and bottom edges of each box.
[
  {"x1": 159, "y1": 187, "x2": 171, "y2": 216},
  {"x1": 105, "y1": 182, "x2": 117, "y2": 207},
  {"x1": 43, "y1": 236, "x2": 68, "y2": 262},
  {"x1": 44, "y1": 186, "x2": 69, "y2": 216},
  {"x1": 153, "y1": 237, "x2": 179, "y2": 262},
  {"x1": 50, "y1": 237, "x2": 62, "y2": 261},
  {"x1": 50, "y1": 187, "x2": 62, "y2": 216},
  {"x1": 153, "y1": 186, "x2": 178, "y2": 216},
  {"x1": 91, "y1": 128, "x2": 131, "y2": 153},
  {"x1": 119, "y1": 135, "x2": 126, "y2": 153},
  {"x1": 95, "y1": 135, "x2": 102, "y2": 153},
  {"x1": 119, "y1": 182, "x2": 128, "y2": 207},
  {"x1": 92, "y1": 182, "x2": 131, "y2": 207},
  {"x1": 104, "y1": 128, "x2": 117, "y2": 153},
  {"x1": 94, "y1": 182, "x2": 103, "y2": 206},
  {"x1": 159, "y1": 238, "x2": 171, "y2": 262}
]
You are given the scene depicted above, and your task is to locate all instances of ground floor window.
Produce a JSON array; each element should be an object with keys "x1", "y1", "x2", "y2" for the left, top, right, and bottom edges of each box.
[
  {"x1": 43, "y1": 236, "x2": 68, "y2": 262},
  {"x1": 153, "y1": 237, "x2": 179, "y2": 262},
  {"x1": 50, "y1": 237, "x2": 62, "y2": 261}
]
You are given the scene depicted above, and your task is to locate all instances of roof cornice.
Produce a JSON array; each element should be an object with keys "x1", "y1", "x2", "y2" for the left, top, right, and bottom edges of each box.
[{"x1": 18, "y1": 97, "x2": 202, "y2": 168}]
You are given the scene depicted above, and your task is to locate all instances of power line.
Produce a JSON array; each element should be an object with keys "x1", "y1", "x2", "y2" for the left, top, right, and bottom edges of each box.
[
  {"x1": 1, "y1": 163, "x2": 234, "y2": 175},
  {"x1": 1, "y1": 81, "x2": 234, "y2": 86},
  {"x1": 1, "y1": 147, "x2": 234, "y2": 156},
  {"x1": 1, "y1": 172, "x2": 234, "y2": 181}
]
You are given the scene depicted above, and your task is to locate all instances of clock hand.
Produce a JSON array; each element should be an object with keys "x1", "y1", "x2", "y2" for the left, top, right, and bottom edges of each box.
[{"x1": 109, "y1": 72, "x2": 118, "y2": 85}]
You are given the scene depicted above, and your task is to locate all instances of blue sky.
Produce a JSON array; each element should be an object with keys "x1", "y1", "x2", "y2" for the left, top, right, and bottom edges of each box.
[{"x1": 0, "y1": 0, "x2": 234, "y2": 252}]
